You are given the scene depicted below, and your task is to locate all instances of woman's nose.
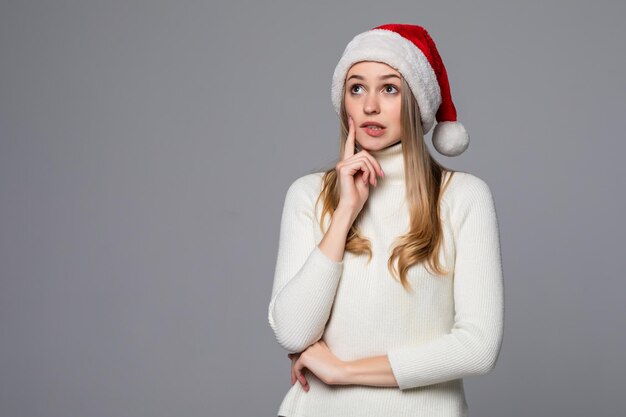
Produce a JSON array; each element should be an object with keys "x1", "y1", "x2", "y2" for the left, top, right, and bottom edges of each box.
[{"x1": 363, "y1": 94, "x2": 380, "y2": 114}]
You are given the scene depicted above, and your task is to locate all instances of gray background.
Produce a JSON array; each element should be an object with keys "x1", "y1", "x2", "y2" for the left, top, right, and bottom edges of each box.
[{"x1": 1, "y1": 1, "x2": 624, "y2": 416}]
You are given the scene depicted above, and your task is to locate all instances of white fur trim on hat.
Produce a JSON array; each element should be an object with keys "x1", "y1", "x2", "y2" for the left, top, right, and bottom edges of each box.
[
  {"x1": 331, "y1": 28, "x2": 441, "y2": 134},
  {"x1": 432, "y1": 121, "x2": 470, "y2": 157}
]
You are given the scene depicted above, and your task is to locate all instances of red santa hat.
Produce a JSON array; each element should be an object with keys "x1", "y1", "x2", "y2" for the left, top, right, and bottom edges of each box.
[{"x1": 331, "y1": 23, "x2": 470, "y2": 157}]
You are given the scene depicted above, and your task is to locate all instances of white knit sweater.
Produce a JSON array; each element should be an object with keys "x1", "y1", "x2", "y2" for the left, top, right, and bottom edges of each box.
[{"x1": 268, "y1": 140, "x2": 504, "y2": 417}]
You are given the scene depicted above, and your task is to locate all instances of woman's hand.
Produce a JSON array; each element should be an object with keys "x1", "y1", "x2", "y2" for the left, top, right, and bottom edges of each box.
[
  {"x1": 288, "y1": 352, "x2": 307, "y2": 389},
  {"x1": 335, "y1": 116, "x2": 385, "y2": 217},
  {"x1": 288, "y1": 340, "x2": 347, "y2": 391}
]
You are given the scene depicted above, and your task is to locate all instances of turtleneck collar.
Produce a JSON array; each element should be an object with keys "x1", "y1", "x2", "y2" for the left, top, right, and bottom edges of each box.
[{"x1": 368, "y1": 140, "x2": 405, "y2": 185}]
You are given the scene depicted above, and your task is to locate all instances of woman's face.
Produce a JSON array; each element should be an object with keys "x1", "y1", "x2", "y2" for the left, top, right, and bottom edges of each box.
[{"x1": 344, "y1": 61, "x2": 402, "y2": 151}]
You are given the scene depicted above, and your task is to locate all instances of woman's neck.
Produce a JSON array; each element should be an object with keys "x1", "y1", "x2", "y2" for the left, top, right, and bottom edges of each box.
[{"x1": 368, "y1": 140, "x2": 405, "y2": 185}]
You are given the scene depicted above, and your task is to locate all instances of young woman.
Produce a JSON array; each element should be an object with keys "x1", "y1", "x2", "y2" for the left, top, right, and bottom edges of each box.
[{"x1": 268, "y1": 23, "x2": 504, "y2": 417}]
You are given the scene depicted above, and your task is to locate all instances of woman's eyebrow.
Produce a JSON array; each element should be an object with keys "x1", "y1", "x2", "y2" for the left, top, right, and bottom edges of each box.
[{"x1": 346, "y1": 74, "x2": 401, "y2": 81}]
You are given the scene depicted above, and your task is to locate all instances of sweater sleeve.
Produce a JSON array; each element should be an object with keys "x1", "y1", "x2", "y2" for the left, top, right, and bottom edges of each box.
[
  {"x1": 267, "y1": 175, "x2": 344, "y2": 354},
  {"x1": 386, "y1": 176, "x2": 504, "y2": 390}
]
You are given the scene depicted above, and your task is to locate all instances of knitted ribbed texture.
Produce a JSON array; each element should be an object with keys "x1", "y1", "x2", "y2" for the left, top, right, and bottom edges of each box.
[{"x1": 268, "y1": 140, "x2": 504, "y2": 417}]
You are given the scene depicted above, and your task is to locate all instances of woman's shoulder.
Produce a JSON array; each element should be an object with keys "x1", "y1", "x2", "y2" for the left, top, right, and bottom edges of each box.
[
  {"x1": 282, "y1": 171, "x2": 326, "y2": 207},
  {"x1": 287, "y1": 171, "x2": 325, "y2": 193},
  {"x1": 441, "y1": 170, "x2": 495, "y2": 211}
]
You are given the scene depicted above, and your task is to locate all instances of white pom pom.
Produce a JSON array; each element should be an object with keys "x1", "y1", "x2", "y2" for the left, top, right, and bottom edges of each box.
[{"x1": 432, "y1": 121, "x2": 470, "y2": 157}]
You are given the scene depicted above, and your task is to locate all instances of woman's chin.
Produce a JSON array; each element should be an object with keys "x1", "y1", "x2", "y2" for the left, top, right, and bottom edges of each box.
[{"x1": 357, "y1": 137, "x2": 399, "y2": 151}]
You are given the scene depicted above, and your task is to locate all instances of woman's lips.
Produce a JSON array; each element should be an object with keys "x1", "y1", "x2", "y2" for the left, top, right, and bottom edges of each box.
[{"x1": 362, "y1": 126, "x2": 386, "y2": 137}]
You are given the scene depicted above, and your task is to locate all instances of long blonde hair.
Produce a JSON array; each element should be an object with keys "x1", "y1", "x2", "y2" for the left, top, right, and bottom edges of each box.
[{"x1": 315, "y1": 76, "x2": 457, "y2": 292}]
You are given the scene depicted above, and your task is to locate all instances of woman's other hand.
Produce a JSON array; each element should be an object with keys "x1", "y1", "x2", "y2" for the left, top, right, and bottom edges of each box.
[
  {"x1": 288, "y1": 340, "x2": 348, "y2": 391},
  {"x1": 288, "y1": 352, "x2": 307, "y2": 389},
  {"x1": 335, "y1": 116, "x2": 384, "y2": 217}
]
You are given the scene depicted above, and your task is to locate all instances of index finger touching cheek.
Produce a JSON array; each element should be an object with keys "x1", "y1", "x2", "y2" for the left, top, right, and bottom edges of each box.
[{"x1": 343, "y1": 116, "x2": 356, "y2": 160}]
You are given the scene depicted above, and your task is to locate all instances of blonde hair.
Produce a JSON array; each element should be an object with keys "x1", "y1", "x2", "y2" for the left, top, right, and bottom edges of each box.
[{"x1": 315, "y1": 75, "x2": 457, "y2": 292}]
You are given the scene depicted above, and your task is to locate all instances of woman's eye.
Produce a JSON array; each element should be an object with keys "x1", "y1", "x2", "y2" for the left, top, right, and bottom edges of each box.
[
  {"x1": 385, "y1": 85, "x2": 399, "y2": 94},
  {"x1": 350, "y1": 85, "x2": 363, "y2": 94}
]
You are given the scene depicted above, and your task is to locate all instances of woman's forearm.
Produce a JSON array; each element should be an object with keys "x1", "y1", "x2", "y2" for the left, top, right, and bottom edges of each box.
[
  {"x1": 318, "y1": 205, "x2": 356, "y2": 262},
  {"x1": 341, "y1": 355, "x2": 399, "y2": 388}
]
